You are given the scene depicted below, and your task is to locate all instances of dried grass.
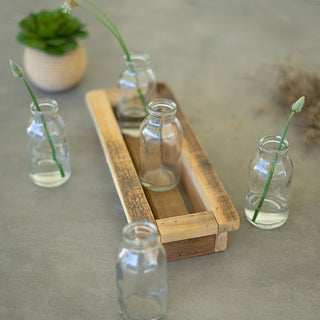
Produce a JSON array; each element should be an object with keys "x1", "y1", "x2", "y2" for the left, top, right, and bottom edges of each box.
[{"x1": 276, "y1": 64, "x2": 320, "y2": 144}]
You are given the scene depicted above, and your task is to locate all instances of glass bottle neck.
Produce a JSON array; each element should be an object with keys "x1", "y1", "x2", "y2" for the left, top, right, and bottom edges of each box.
[
  {"x1": 147, "y1": 99, "x2": 177, "y2": 121},
  {"x1": 258, "y1": 135, "x2": 289, "y2": 157},
  {"x1": 122, "y1": 221, "x2": 158, "y2": 249},
  {"x1": 124, "y1": 53, "x2": 150, "y2": 70},
  {"x1": 30, "y1": 98, "x2": 58, "y2": 120}
]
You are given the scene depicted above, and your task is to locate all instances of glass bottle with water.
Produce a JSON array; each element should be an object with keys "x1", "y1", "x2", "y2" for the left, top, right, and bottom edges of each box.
[
  {"x1": 245, "y1": 135, "x2": 293, "y2": 229},
  {"x1": 26, "y1": 98, "x2": 71, "y2": 187},
  {"x1": 116, "y1": 221, "x2": 167, "y2": 320}
]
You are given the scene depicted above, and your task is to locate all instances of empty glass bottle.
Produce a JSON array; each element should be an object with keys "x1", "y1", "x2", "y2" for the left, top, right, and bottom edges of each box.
[
  {"x1": 244, "y1": 135, "x2": 294, "y2": 229},
  {"x1": 26, "y1": 98, "x2": 71, "y2": 187},
  {"x1": 139, "y1": 99, "x2": 183, "y2": 192},
  {"x1": 116, "y1": 221, "x2": 167, "y2": 320},
  {"x1": 117, "y1": 53, "x2": 156, "y2": 137}
]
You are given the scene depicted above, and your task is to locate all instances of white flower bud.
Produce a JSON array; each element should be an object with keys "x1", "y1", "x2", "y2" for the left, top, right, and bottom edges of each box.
[
  {"x1": 9, "y1": 59, "x2": 23, "y2": 78},
  {"x1": 292, "y1": 96, "x2": 305, "y2": 112}
]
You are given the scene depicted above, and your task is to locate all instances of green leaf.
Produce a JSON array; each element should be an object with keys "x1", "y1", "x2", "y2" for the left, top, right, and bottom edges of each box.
[
  {"x1": 46, "y1": 38, "x2": 68, "y2": 46},
  {"x1": 19, "y1": 14, "x2": 37, "y2": 32},
  {"x1": 74, "y1": 30, "x2": 88, "y2": 38},
  {"x1": 38, "y1": 24, "x2": 55, "y2": 38},
  {"x1": 26, "y1": 15, "x2": 37, "y2": 33},
  {"x1": 60, "y1": 40, "x2": 77, "y2": 52},
  {"x1": 44, "y1": 46, "x2": 65, "y2": 56},
  {"x1": 16, "y1": 8, "x2": 88, "y2": 55},
  {"x1": 25, "y1": 39, "x2": 47, "y2": 51}
]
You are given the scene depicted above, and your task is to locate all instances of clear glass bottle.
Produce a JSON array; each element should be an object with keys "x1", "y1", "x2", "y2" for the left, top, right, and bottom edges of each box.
[
  {"x1": 26, "y1": 98, "x2": 71, "y2": 187},
  {"x1": 245, "y1": 135, "x2": 294, "y2": 229},
  {"x1": 117, "y1": 53, "x2": 156, "y2": 137},
  {"x1": 116, "y1": 221, "x2": 167, "y2": 320},
  {"x1": 139, "y1": 99, "x2": 183, "y2": 192}
]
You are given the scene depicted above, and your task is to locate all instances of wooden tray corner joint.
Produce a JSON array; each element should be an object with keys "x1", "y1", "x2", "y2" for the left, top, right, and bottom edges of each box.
[{"x1": 86, "y1": 82, "x2": 239, "y2": 261}]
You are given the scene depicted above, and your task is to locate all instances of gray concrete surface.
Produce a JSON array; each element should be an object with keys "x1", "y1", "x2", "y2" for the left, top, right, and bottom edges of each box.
[{"x1": 1, "y1": 0, "x2": 320, "y2": 319}]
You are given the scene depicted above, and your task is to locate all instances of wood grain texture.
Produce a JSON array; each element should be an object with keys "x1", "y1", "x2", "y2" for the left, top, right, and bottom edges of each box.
[
  {"x1": 156, "y1": 211, "x2": 218, "y2": 243},
  {"x1": 163, "y1": 235, "x2": 216, "y2": 261},
  {"x1": 86, "y1": 90, "x2": 155, "y2": 224}
]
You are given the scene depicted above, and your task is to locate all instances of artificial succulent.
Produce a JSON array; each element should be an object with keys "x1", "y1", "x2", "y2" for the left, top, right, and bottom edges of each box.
[{"x1": 17, "y1": 8, "x2": 88, "y2": 56}]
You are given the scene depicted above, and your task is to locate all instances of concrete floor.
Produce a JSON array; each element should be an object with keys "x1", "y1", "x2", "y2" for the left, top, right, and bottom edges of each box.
[{"x1": 1, "y1": 0, "x2": 320, "y2": 319}]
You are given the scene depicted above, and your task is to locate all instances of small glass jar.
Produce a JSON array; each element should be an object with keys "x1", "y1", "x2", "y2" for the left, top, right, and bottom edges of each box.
[
  {"x1": 244, "y1": 135, "x2": 294, "y2": 229},
  {"x1": 26, "y1": 98, "x2": 71, "y2": 187},
  {"x1": 116, "y1": 221, "x2": 167, "y2": 320},
  {"x1": 139, "y1": 99, "x2": 183, "y2": 192},
  {"x1": 117, "y1": 53, "x2": 156, "y2": 137}
]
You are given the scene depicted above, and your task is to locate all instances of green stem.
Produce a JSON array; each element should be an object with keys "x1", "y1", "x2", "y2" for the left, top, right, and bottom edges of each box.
[
  {"x1": 23, "y1": 78, "x2": 65, "y2": 178},
  {"x1": 78, "y1": 2, "x2": 147, "y2": 113},
  {"x1": 78, "y1": 5, "x2": 123, "y2": 49},
  {"x1": 128, "y1": 63, "x2": 147, "y2": 112},
  {"x1": 81, "y1": 0, "x2": 125, "y2": 45},
  {"x1": 251, "y1": 111, "x2": 296, "y2": 222}
]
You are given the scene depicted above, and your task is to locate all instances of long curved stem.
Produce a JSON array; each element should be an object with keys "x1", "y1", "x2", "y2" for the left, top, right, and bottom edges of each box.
[
  {"x1": 81, "y1": 0, "x2": 125, "y2": 46},
  {"x1": 23, "y1": 78, "x2": 65, "y2": 178},
  {"x1": 78, "y1": 2, "x2": 147, "y2": 113},
  {"x1": 251, "y1": 111, "x2": 295, "y2": 222}
]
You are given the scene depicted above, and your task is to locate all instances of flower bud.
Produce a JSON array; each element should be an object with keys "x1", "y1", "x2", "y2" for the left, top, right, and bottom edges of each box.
[
  {"x1": 292, "y1": 96, "x2": 305, "y2": 112},
  {"x1": 9, "y1": 59, "x2": 23, "y2": 78}
]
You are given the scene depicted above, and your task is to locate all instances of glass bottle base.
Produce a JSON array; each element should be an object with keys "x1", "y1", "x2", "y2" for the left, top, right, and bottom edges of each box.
[
  {"x1": 244, "y1": 195, "x2": 289, "y2": 230},
  {"x1": 30, "y1": 170, "x2": 71, "y2": 188},
  {"x1": 119, "y1": 293, "x2": 166, "y2": 320},
  {"x1": 140, "y1": 167, "x2": 179, "y2": 192}
]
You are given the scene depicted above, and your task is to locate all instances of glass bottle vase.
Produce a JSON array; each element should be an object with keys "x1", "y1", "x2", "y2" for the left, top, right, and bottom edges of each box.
[
  {"x1": 117, "y1": 53, "x2": 156, "y2": 137},
  {"x1": 244, "y1": 135, "x2": 294, "y2": 229},
  {"x1": 139, "y1": 99, "x2": 183, "y2": 192},
  {"x1": 26, "y1": 98, "x2": 71, "y2": 187},
  {"x1": 116, "y1": 221, "x2": 167, "y2": 320}
]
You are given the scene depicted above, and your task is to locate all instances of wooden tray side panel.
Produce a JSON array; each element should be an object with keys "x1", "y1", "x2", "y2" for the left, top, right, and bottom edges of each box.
[
  {"x1": 156, "y1": 83, "x2": 240, "y2": 232},
  {"x1": 164, "y1": 235, "x2": 216, "y2": 261},
  {"x1": 86, "y1": 90, "x2": 155, "y2": 224}
]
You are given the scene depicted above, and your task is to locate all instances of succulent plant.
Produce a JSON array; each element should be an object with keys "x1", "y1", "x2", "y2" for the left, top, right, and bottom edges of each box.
[{"x1": 17, "y1": 8, "x2": 88, "y2": 56}]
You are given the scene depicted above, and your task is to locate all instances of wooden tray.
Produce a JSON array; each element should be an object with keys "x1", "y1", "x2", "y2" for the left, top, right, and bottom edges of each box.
[{"x1": 86, "y1": 83, "x2": 239, "y2": 261}]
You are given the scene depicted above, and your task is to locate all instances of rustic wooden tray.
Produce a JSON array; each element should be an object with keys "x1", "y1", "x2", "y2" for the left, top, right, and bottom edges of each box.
[{"x1": 86, "y1": 83, "x2": 239, "y2": 261}]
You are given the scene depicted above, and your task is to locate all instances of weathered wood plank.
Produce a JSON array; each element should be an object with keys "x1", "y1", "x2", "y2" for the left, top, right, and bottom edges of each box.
[
  {"x1": 86, "y1": 90, "x2": 155, "y2": 224},
  {"x1": 163, "y1": 235, "x2": 216, "y2": 261},
  {"x1": 214, "y1": 232, "x2": 228, "y2": 252},
  {"x1": 156, "y1": 211, "x2": 218, "y2": 243}
]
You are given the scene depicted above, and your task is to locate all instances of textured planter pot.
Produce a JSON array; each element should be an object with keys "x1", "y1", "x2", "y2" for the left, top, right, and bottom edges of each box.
[{"x1": 23, "y1": 42, "x2": 87, "y2": 92}]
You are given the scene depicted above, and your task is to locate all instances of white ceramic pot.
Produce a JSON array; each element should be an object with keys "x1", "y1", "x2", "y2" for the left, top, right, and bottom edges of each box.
[{"x1": 23, "y1": 42, "x2": 87, "y2": 92}]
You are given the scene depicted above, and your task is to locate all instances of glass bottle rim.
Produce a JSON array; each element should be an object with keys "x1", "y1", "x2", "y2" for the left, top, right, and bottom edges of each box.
[
  {"x1": 147, "y1": 99, "x2": 177, "y2": 118},
  {"x1": 124, "y1": 53, "x2": 150, "y2": 67},
  {"x1": 259, "y1": 135, "x2": 289, "y2": 156},
  {"x1": 30, "y1": 98, "x2": 58, "y2": 116},
  {"x1": 122, "y1": 221, "x2": 158, "y2": 247}
]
